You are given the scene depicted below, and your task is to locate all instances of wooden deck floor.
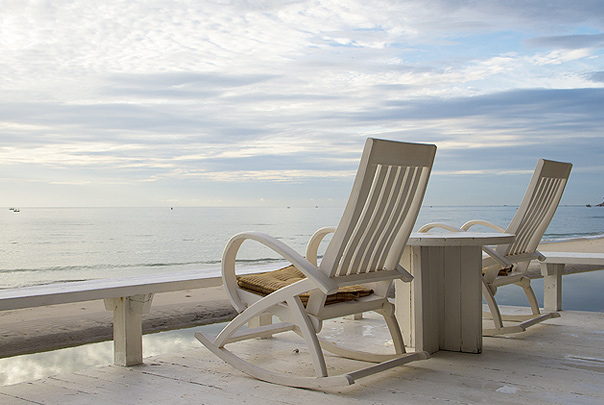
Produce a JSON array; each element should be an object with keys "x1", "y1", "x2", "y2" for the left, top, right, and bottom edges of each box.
[{"x1": 2, "y1": 309, "x2": 604, "y2": 404}]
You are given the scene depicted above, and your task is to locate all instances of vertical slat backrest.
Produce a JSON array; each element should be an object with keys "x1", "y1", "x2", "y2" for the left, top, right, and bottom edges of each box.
[
  {"x1": 320, "y1": 138, "x2": 436, "y2": 278},
  {"x1": 498, "y1": 159, "x2": 572, "y2": 259}
]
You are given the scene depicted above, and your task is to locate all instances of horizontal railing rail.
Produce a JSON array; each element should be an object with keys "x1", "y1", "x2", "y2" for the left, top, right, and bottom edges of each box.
[
  {"x1": 0, "y1": 271, "x2": 223, "y2": 366},
  {"x1": 537, "y1": 252, "x2": 604, "y2": 312}
]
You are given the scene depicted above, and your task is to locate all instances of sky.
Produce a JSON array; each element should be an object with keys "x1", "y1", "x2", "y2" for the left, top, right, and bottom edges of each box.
[{"x1": 1, "y1": 0, "x2": 603, "y2": 208}]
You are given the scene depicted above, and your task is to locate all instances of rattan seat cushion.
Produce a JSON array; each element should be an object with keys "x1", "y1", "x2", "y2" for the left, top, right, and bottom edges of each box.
[{"x1": 236, "y1": 265, "x2": 373, "y2": 305}]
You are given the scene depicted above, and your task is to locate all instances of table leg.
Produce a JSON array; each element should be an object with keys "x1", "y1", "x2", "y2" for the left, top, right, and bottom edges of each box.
[{"x1": 396, "y1": 245, "x2": 483, "y2": 354}]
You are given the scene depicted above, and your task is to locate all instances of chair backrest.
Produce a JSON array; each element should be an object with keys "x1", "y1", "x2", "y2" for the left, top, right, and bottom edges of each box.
[
  {"x1": 497, "y1": 159, "x2": 572, "y2": 269},
  {"x1": 320, "y1": 138, "x2": 436, "y2": 278}
]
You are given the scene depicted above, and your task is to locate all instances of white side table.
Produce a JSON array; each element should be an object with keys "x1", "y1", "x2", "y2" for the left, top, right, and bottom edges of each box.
[{"x1": 396, "y1": 232, "x2": 515, "y2": 354}]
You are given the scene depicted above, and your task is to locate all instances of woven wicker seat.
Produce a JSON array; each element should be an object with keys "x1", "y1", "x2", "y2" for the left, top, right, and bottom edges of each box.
[{"x1": 237, "y1": 265, "x2": 373, "y2": 305}]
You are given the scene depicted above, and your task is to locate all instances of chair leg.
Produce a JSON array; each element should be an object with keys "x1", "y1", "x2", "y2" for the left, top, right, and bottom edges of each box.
[
  {"x1": 496, "y1": 278, "x2": 557, "y2": 323},
  {"x1": 317, "y1": 303, "x2": 409, "y2": 363},
  {"x1": 195, "y1": 331, "x2": 354, "y2": 389},
  {"x1": 286, "y1": 296, "x2": 328, "y2": 378},
  {"x1": 196, "y1": 297, "x2": 429, "y2": 389},
  {"x1": 514, "y1": 277, "x2": 561, "y2": 328},
  {"x1": 483, "y1": 277, "x2": 560, "y2": 336},
  {"x1": 482, "y1": 279, "x2": 524, "y2": 336},
  {"x1": 515, "y1": 278, "x2": 540, "y2": 316},
  {"x1": 376, "y1": 301, "x2": 406, "y2": 354}
]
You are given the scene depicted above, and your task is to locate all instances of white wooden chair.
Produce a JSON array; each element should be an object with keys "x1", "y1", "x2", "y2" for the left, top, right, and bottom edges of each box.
[
  {"x1": 419, "y1": 159, "x2": 572, "y2": 336},
  {"x1": 195, "y1": 138, "x2": 436, "y2": 388}
]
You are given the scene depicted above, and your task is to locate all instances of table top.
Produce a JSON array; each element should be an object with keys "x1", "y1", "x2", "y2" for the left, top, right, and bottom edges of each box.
[{"x1": 407, "y1": 232, "x2": 515, "y2": 247}]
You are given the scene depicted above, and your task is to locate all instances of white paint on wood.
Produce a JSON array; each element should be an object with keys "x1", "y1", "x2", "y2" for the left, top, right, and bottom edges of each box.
[
  {"x1": 2, "y1": 311, "x2": 604, "y2": 404},
  {"x1": 0, "y1": 272, "x2": 222, "y2": 367},
  {"x1": 104, "y1": 294, "x2": 153, "y2": 366},
  {"x1": 538, "y1": 252, "x2": 604, "y2": 312},
  {"x1": 0, "y1": 272, "x2": 222, "y2": 311},
  {"x1": 541, "y1": 251, "x2": 604, "y2": 265},
  {"x1": 542, "y1": 263, "x2": 564, "y2": 312},
  {"x1": 397, "y1": 234, "x2": 511, "y2": 354},
  {"x1": 458, "y1": 245, "x2": 482, "y2": 353},
  {"x1": 407, "y1": 232, "x2": 515, "y2": 247}
]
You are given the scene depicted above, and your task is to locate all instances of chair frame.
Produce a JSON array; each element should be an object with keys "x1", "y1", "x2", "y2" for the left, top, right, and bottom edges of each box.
[
  {"x1": 196, "y1": 138, "x2": 436, "y2": 388},
  {"x1": 419, "y1": 159, "x2": 572, "y2": 336}
]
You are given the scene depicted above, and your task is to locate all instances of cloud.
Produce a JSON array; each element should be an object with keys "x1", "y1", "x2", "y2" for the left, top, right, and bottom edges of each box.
[
  {"x1": 102, "y1": 72, "x2": 278, "y2": 99},
  {"x1": 180, "y1": 169, "x2": 356, "y2": 183},
  {"x1": 527, "y1": 33, "x2": 604, "y2": 50},
  {"x1": 531, "y1": 49, "x2": 593, "y2": 65},
  {"x1": 588, "y1": 71, "x2": 604, "y2": 82},
  {"x1": 1, "y1": 0, "x2": 603, "y2": 206}
]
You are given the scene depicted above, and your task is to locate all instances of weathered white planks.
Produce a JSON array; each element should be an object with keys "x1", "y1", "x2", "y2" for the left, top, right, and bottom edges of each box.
[
  {"x1": 0, "y1": 272, "x2": 222, "y2": 311},
  {"x1": 2, "y1": 310, "x2": 603, "y2": 404},
  {"x1": 396, "y1": 233, "x2": 513, "y2": 354}
]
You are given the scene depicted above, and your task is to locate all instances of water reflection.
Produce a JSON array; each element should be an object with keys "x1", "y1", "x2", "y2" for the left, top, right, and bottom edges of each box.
[
  {"x1": 0, "y1": 322, "x2": 227, "y2": 386},
  {"x1": 494, "y1": 271, "x2": 604, "y2": 312},
  {"x1": 0, "y1": 341, "x2": 113, "y2": 386}
]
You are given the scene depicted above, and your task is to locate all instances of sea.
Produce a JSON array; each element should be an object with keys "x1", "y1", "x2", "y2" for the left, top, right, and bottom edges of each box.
[
  {"x1": 2, "y1": 205, "x2": 604, "y2": 311},
  {"x1": 1, "y1": 205, "x2": 604, "y2": 386},
  {"x1": 0, "y1": 205, "x2": 599, "y2": 287}
]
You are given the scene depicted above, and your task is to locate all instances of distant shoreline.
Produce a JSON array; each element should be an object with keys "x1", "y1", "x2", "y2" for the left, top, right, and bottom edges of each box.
[{"x1": 541, "y1": 234, "x2": 604, "y2": 244}]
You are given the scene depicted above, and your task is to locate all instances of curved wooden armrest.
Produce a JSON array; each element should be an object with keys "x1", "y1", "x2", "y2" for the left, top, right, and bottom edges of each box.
[
  {"x1": 222, "y1": 231, "x2": 339, "y2": 312},
  {"x1": 305, "y1": 227, "x2": 336, "y2": 266},
  {"x1": 461, "y1": 219, "x2": 506, "y2": 233},
  {"x1": 417, "y1": 222, "x2": 464, "y2": 233}
]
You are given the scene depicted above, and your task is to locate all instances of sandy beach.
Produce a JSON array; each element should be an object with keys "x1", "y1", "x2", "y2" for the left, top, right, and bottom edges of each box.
[{"x1": 1, "y1": 237, "x2": 603, "y2": 359}]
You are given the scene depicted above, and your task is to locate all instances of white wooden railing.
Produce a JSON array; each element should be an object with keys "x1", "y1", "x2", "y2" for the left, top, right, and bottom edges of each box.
[
  {"x1": 538, "y1": 252, "x2": 604, "y2": 311},
  {"x1": 0, "y1": 271, "x2": 223, "y2": 366}
]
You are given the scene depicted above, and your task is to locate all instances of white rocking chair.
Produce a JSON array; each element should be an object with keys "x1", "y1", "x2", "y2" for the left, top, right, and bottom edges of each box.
[
  {"x1": 195, "y1": 138, "x2": 436, "y2": 388},
  {"x1": 419, "y1": 159, "x2": 572, "y2": 336}
]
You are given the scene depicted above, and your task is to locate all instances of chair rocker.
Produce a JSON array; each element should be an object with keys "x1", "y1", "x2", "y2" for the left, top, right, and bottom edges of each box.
[
  {"x1": 418, "y1": 159, "x2": 572, "y2": 336},
  {"x1": 195, "y1": 138, "x2": 436, "y2": 388}
]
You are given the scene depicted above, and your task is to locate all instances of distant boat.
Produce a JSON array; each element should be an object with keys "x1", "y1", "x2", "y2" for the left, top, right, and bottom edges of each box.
[{"x1": 586, "y1": 204, "x2": 592, "y2": 207}]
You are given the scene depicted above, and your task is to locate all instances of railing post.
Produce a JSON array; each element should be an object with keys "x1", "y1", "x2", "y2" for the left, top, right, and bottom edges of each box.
[
  {"x1": 541, "y1": 263, "x2": 563, "y2": 312},
  {"x1": 104, "y1": 293, "x2": 154, "y2": 366}
]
